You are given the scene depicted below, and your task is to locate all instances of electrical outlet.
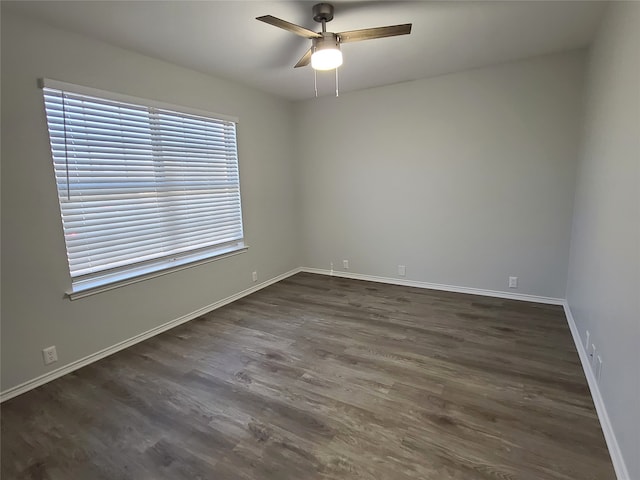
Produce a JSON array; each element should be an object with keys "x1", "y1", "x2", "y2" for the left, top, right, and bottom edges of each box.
[
  {"x1": 398, "y1": 265, "x2": 406, "y2": 277},
  {"x1": 330, "y1": 262, "x2": 334, "y2": 273},
  {"x1": 585, "y1": 330, "x2": 590, "y2": 351},
  {"x1": 595, "y1": 355, "x2": 603, "y2": 382},
  {"x1": 508, "y1": 276, "x2": 518, "y2": 288},
  {"x1": 252, "y1": 271, "x2": 258, "y2": 282},
  {"x1": 42, "y1": 346, "x2": 58, "y2": 365},
  {"x1": 343, "y1": 259, "x2": 349, "y2": 269},
  {"x1": 590, "y1": 344, "x2": 597, "y2": 366}
]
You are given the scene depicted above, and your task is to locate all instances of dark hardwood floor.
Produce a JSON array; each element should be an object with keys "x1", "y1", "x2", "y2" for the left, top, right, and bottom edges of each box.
[{"x1": 1, "y1": 272, "x2": 615, "y2": 479}]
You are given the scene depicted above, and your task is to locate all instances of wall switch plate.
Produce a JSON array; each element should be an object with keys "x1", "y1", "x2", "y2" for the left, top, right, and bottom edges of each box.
[
  {"x1": 252, "y1": 271, "x2": 258, "y2": 282},
  {"x1": 398, "y1": 265, "x2": 406, "y2": 277},
  {"x1": 508, "y1": 276, "x2": 518, "y2": 288},
  {"x1": 343, "y1": 259, "x2": 349, "y2": 269},
  {"x1": 42, "y1": 346, "x2": 58, "y2": 365}
]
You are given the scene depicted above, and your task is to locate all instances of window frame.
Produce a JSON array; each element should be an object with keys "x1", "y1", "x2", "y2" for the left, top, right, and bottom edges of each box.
[{"x1": 40, "y1": 79, "x2": 247, "y2": 300}]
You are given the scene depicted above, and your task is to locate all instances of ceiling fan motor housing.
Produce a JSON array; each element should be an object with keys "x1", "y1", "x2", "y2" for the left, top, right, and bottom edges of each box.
[{"x1": 312, "y1": 32, "x2": 340, "y2": 52}]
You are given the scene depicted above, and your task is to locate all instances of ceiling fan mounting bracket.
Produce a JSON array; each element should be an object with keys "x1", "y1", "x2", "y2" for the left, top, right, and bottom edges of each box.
[{"x1": 312, "y1": 3, "x2": 334, "y2": 24}]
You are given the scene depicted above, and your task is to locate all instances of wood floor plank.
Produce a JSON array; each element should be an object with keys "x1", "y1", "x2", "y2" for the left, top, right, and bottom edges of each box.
[{"x1": 1, "y1": 273, "x2": 615, "y2": 479}]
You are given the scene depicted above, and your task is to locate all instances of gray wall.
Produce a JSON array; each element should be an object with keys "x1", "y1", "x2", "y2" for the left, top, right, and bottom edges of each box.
[
  {"x1": 566, "y1": 2, "x2": 640, "y2": 478},
  {"x1": 1, "y1": 11, "x2": 300, "y2": 392},
  {"x1": 295, "y1": 51, "x2": 586, "y2": 298}
]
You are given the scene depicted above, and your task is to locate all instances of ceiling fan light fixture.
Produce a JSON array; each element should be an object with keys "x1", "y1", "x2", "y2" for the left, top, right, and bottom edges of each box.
[
  {"x1": 311, "y1": 48, "x2": 342, "y2": 70},
  {"x1": 311, "y1": 33, "x2": 342, "y2": 70}
]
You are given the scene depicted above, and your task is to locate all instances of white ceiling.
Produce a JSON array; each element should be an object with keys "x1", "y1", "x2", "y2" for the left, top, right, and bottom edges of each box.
[{"x1": 4, "y1": 1, "x2": 606, "y2": 101}]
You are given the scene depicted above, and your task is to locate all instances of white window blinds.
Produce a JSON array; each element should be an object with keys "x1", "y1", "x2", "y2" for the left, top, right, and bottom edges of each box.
[{"x1": 42, "y1": 80, "x2": 244, "y2": 294}]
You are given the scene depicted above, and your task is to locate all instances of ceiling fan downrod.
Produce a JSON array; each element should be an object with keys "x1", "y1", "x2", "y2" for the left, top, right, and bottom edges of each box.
[{"x1": 312, "y1": 3, "x2": 334, "y2": 33}]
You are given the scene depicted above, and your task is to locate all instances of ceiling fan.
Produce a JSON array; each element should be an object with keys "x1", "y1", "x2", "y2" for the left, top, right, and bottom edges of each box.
[{"x1": 257, "y1": 3, "x2": 412, "y2": 71}]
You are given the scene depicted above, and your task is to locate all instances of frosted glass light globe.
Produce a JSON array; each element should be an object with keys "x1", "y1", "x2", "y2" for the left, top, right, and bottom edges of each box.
[{"x1": 311, "y1": 48, "x2": 343, "y2": 70}]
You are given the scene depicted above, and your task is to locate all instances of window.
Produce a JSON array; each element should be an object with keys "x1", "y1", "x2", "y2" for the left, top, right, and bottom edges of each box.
[{"x1": 41, "y1": 79, "x2": 245, "y2": 298}]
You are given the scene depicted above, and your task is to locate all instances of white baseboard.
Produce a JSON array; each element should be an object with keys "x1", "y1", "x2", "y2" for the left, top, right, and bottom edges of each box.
[
  {"x1": 301, "y1": 268, "x2": 564, "y2": 305},
  {"x1": 0, "y1": 267, "x2": 302, "y2": 403},
  {"x1": 562, "y1": 303, "x2": 630, "y2": 480}
]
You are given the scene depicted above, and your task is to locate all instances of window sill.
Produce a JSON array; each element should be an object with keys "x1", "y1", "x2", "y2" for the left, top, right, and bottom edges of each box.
[{"x1": 66, "y1": 244, "x2": 248, "y2": 300}]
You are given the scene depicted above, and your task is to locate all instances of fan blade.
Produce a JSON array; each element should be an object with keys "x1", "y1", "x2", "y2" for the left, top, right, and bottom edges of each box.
[
  {"x1": 256, "y1": 15, "x2": 322, "y2": 39},
  {"x1": 338, "y1": 24, "x2": 412, "y2": 43},
  {"x1": 294, "y1": 48, "x2": 312, "y2": 68}
]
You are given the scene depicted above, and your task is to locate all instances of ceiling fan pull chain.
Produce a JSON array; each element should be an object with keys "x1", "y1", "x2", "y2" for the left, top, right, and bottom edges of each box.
[
  {"x1": 335, "y1": 67, "x2": 339, "y2": 97},
  {"x1": 314, "y1": 69, "x2": 318, "y2": 97}
]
